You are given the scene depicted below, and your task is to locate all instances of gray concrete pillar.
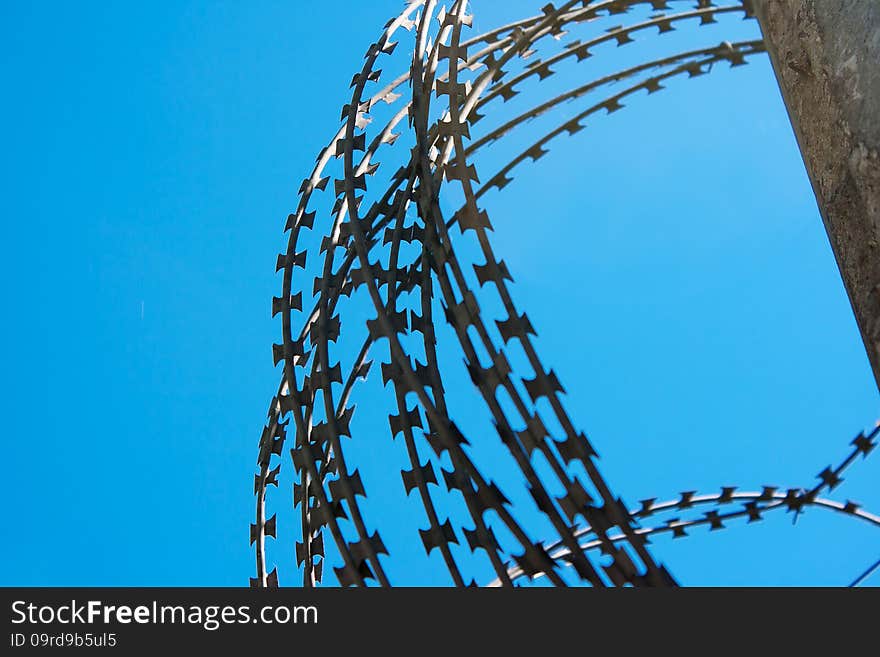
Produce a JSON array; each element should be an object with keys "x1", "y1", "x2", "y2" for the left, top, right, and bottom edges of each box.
[{"x1": 751, "y1": 0, "x2": 880, "y2": 391}]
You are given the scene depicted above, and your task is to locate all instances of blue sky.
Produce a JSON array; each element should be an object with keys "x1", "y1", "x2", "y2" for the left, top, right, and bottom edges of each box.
[{"x1": 2, "y1": 1, "x2": 878, "y2": 586}]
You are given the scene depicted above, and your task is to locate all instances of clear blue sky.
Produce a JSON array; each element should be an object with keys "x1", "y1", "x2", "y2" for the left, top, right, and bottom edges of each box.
[{"x1": 2, "y1": 1, "x2": 878, "y2": 586}]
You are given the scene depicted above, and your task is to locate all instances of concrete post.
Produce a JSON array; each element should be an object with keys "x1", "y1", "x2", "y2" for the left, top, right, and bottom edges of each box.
[{"x1": 751, "y1": 1, "x2": 880, "y2": 391}]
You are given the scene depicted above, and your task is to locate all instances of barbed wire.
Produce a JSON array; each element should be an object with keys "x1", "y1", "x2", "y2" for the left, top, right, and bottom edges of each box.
[
  {"x1": 493, "y1": 424, "x2": 880, "y2": 584},
  {"x1": 253, "y1": 0, "x2": 878, "y2": 587}
]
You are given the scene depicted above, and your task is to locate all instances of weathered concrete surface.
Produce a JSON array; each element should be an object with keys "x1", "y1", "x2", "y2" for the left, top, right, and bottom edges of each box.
[{"x1": 752, "y1": 1, "x2": 880, "y2": 391}]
